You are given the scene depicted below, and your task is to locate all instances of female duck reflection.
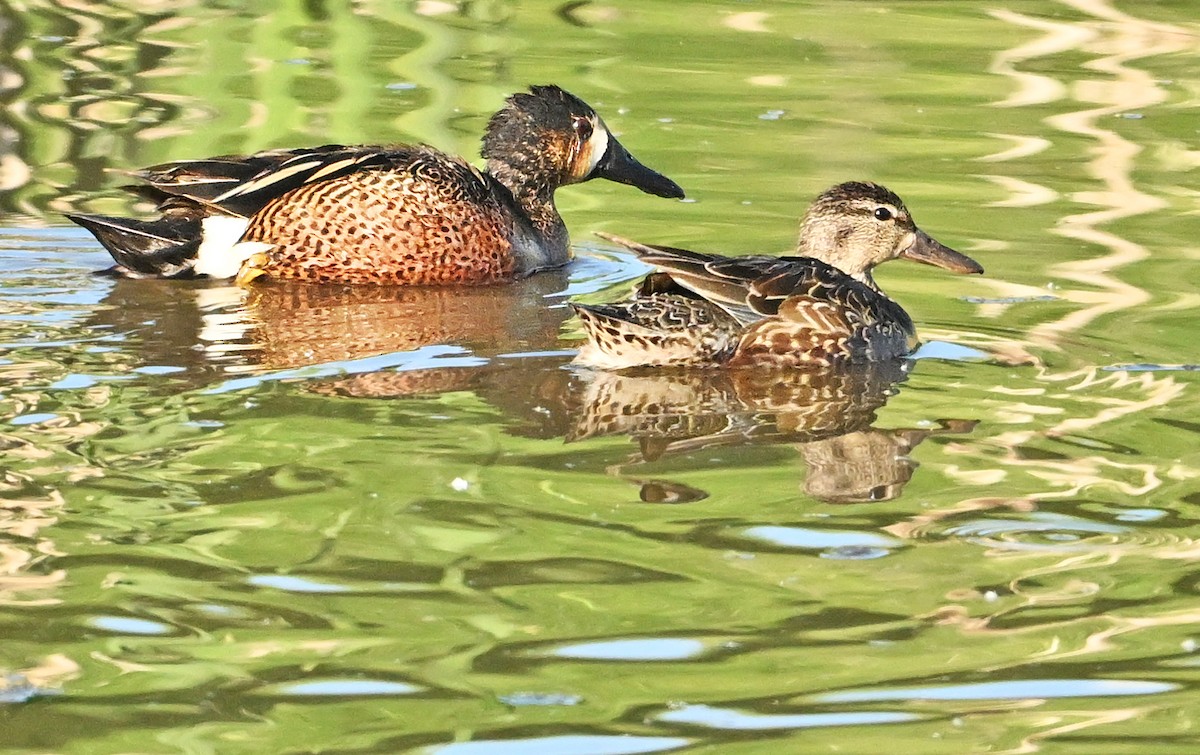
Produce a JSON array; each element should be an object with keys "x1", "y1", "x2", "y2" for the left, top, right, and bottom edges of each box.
[{"x1": 565, "y1": 363, "x2": 976, "y2": 504}]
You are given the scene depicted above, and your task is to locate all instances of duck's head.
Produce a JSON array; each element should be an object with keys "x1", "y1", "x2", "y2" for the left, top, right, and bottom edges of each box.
[
  {"x1": 797, "y1": 182, "x2": 982, "y2": 287},
  {"x1": 482, "y1": 85, "x2": 684, "y2": 201}
]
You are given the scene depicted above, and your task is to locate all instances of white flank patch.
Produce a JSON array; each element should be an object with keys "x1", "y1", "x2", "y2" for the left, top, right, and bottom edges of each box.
[
  {"x1": 586, "y1": 121, "x2": 610, "y2": 174},
  {"x1": 194, "y1": 216, "x2": 268, "y2": 278}
]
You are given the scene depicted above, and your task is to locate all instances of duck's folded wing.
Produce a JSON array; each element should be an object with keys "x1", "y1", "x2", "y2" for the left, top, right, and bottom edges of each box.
[
  {"x1": 747, "y1": 257, "x2": 905, "y2": 322},
  {"x1": 735, "y1": 268, "x2": 916, "y2": 366},
  {"x1": 732, "y1": 259, "x2": 919, "y2": 366},
  {"x1": 123, "y1": 145, "x2": 405, "y2": 217},
  {"x1": 741, "y1": 259, "x2": 843, "y2": 316},
  {"x1": 125, "y1": 145, "x2": 353, "y2": 195},
  {"x1": 597, "y1": 233, "x2": 796, "y2": 325},
  {"x1": 731, "y1": 293, "x2": 862, "y2": 367},
  {"x1": 776, "y1": 294, "x2": 859, "y2": 333}
]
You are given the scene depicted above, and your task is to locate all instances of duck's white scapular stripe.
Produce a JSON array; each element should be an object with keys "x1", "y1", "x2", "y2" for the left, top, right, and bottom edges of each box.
[
  {"x1": 194, "y1": 215, "x2": 272, "y2": 278},
  {"x1": 214, "y1": 159, "x2": 323, "y2": 202},
  {"x1": 307, "y1": 153, "x2": 376, "y2": 183},
  {"x1": 586, "y1": 122, "x2": 610, "y2": 173}
]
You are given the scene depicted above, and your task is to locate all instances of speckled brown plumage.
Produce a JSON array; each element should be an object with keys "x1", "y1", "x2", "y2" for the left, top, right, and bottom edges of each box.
[
  {"x1": 574, "y1": 249, "x2": 912, "y2": 368},
  {"x1": 573, "y1": 182, "x2": 983, "y2": 369},
  {"x1": 65, "y1": 85, "x2": 684, "y2": 284},
  {"x1": 573, "y1": 293, "x2": 744, "y2": 367},
  {"x1": 241, "y1": 149, "x2": 516, "y2": 285}
]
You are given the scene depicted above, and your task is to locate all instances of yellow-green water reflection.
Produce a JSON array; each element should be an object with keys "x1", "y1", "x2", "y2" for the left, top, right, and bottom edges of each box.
[{"x1": 2, "y1": 1, "x2": 1200, "y2": 752}]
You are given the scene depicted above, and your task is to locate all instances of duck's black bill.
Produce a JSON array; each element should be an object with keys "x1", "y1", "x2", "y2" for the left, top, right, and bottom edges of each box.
[
  {"x1": 900, "y1": 230, "x2": 983, "y2": 275},
  {"x1": 592, "y1": 139, "x2": 685, "y2": 199}
]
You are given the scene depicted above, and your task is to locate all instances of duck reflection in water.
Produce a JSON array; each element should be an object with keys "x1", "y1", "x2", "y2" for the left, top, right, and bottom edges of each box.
[
  {"x1": 565, "y1": 361, "x2": 976, "y2": 503},
  {"x1": 242, "y1": 276, "x2": 570, "y2": 366},
  {"x1": 88, "y1": 268, "x2": 575, "y2": 396},
  {"x1": 88, "y1": 258, "x2": 974, "y2": 501}
]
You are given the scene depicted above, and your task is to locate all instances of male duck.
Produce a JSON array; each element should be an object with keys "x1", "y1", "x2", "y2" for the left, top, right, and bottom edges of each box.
[
  {"x1": 573, "y1": 182, "x2": 983, "y2": 369},
  {"x1": 66, "y1": 85, "x2": 684, "y2": 285}
]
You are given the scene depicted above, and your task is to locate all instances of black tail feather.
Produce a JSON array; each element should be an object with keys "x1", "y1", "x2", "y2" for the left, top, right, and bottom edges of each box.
[{"x1": 65, "y1": 212, "x2": 201, "y2": 279}]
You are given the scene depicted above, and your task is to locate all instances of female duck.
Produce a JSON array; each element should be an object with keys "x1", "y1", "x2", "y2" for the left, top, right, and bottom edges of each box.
[
  {"x1": 573, "y1": 182, "x2": 983, "y2": 369},
  {"x1": 67, "y1": 85, "x2": 684, "y2": 285}
]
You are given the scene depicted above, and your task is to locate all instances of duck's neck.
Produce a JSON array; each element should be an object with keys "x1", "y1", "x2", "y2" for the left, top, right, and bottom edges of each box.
[
  {"x1": 488, "y1": 159, "x2": 569, "y2": 272},
  {"x1": 851, "y1": 270, "x2": 880, "y2": 291},
  {"x1": 797, "y1": 225, "x2": 882, "y2": 293}
]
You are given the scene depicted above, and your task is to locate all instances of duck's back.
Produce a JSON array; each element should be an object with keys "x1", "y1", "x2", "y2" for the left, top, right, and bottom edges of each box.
[
  {"x1": 575, "y1": 237, "x2": 919, "y2": 370},
  {"x1": 635, "y1": 246, "x2": 916, "y2": 365},
  {"x1": 76, "y1": 145, "x2": 532, "y2": 285}
]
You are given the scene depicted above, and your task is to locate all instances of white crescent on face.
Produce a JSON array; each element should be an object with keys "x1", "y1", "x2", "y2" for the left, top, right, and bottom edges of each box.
[{"x1": 584, "y1": 119, "x2": 610, "y2": 175}]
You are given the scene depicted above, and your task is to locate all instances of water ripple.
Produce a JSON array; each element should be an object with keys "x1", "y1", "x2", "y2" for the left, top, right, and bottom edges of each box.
[
  {"x1": 87, "y1": 616, "x2": 174, "y2": 635},
  {"x1": 255, "y1": 678, "x2": 422, "y2": 697},
  {"x1": 922, "y1": 511, "x2": 1188, "y2": 553},
  {"x1": 424, "y1": 735, "x2": 691, "y2": 755},
  {"x1": 738, "y1": 526, "x2": 903, "y2": 559},
  {"x1": 246, "y1": 574, "x2": 437, "y2": 595},
  {"x1": 545, "y1": 638, "x2": 709, "y2": 662},
  {"x1": 498, "y1": 692, "x2": 583, "y2": 707},
  {"x1": 814, "y1": 678, "x2": 1178, "y2": 703},
  {"x1": 654, "y1": 704, "x2": 921, "y2": 730}
]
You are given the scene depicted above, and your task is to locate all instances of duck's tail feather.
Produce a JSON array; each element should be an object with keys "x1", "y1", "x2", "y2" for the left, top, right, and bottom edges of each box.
[
  {"x1": 596, "y1": 232, "x2": 709, "y2": 262},
  {"x1": 65, "y1": 212, "x2": 202, "y2": 279},
  {"x1": 572, "y1": 302, "x2": 661, "y2": 370}
]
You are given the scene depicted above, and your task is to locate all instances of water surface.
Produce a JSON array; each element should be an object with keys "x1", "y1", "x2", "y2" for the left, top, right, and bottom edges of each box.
[{"x1": 2, "y1": 1, "x2": 1199, "y2": 752}]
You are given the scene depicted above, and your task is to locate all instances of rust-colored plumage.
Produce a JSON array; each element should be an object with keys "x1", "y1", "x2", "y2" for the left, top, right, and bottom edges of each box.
[
  {"x1": 239, "y1": 151, "x2": 516, "y2": 284},
  {"x1": 65, "y1": 86, "x2": 684, "y2": 285},
  {"x1": 573, "y1": 182, "x2": 984, "y2": 369}
]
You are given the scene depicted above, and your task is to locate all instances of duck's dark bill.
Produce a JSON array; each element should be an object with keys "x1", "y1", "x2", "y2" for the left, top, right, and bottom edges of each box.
[
  {"x1": 591, "y1": 139, "x2": 685, "y2": 199},
  {"x1": 900, "y1": 230, "x2": 983, "y2": 274}
]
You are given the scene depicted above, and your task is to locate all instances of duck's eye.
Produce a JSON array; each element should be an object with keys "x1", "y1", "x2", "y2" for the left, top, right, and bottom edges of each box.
[
  {"x1": 874, "y1": 207, "x2": 893, "y2": 221},
  {"x1": 572, "y1": 117, "x2": 594, "y2": 140}
]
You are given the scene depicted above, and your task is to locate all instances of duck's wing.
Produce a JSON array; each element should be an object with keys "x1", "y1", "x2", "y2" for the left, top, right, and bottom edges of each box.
[
  {"x1": 732, "y1": 264, "x2": 916, "y2": 366},
  {"x1": 597, "y1": 233, "x2": 798, "y2": 325},
  {"x1": 123, "y1": 145, "x2": 436, "y2": 217},
  {"x1": 62, "y1": 211, "x2": 202, "y2": 278},
  {"x1": 597, "y1": 232, "x2": 911, "y2": 335}
]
